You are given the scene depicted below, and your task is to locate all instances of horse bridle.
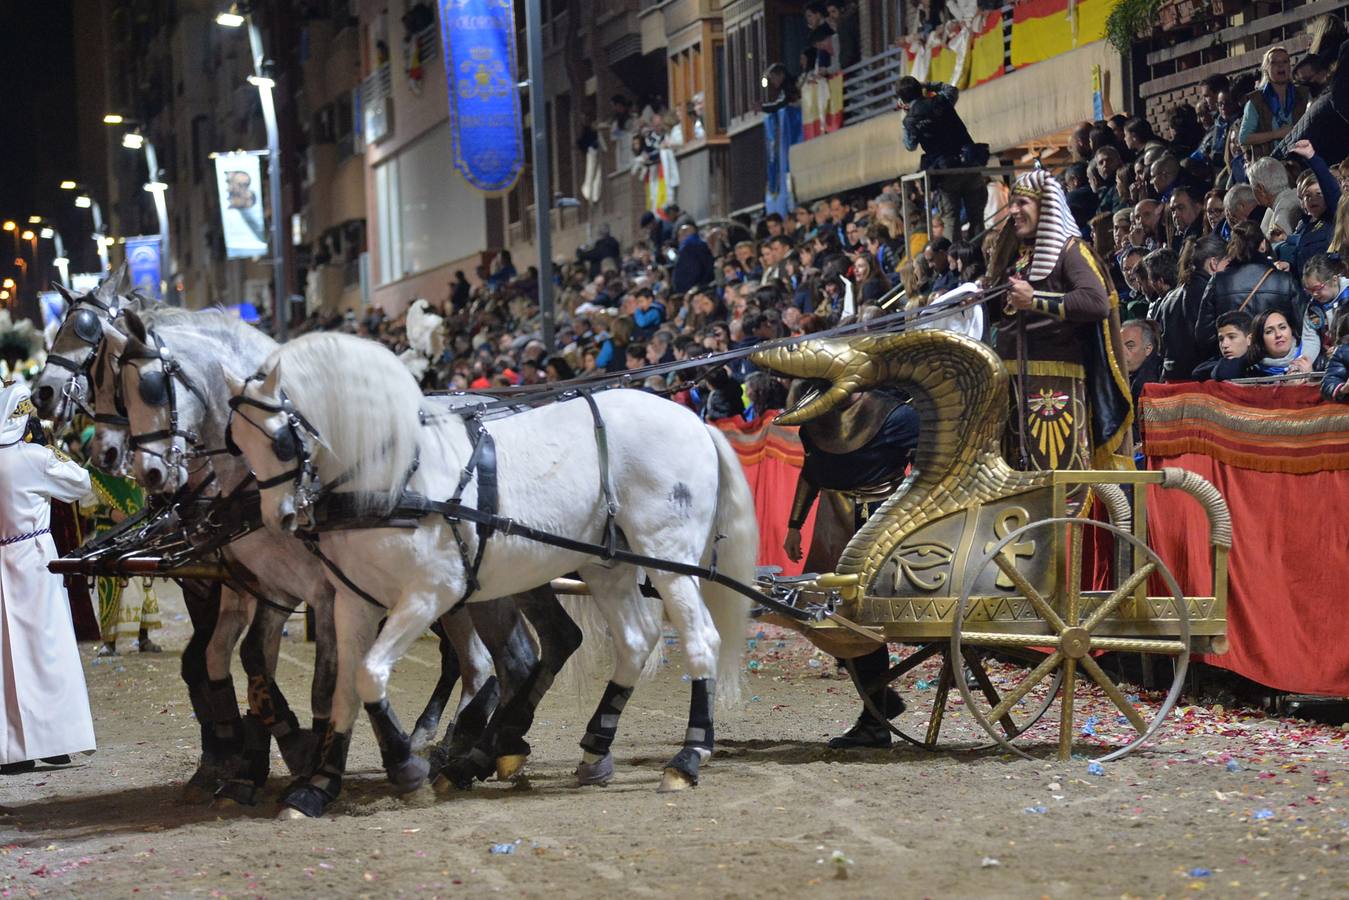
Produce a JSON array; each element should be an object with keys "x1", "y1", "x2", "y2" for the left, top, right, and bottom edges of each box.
[
  {"x1": 119, "y1": 327, "x2": 217, "y2": 472},
  {"x1": 226, "y1": 382, "x2": 323, "y2": 520},
  {"x1": 44, "y1": 296, "x2": 116, "y2": 420}
]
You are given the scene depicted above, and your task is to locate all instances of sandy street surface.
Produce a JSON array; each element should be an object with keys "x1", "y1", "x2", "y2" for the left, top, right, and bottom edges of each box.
[{"x1": 2, "y1": 588, "x2": 1346, "y2": 900}]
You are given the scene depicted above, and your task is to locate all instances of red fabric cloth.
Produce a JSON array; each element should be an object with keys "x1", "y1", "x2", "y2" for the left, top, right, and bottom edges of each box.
[
  {"x1": 713, "y1": 413, "x2": 817, "y2": 575},
  {"x1": 1143, "y1": 383, "x2": 1349, "y2": 692},
  {"x1": 1145, "y1": 456, "x2": 1349, "y2": 695}
]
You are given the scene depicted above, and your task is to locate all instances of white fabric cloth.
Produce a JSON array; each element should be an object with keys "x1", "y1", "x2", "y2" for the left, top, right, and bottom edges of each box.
[
  {"x1": 924, "y1": 282, "x2": 986, "y2": 341},
  {"x1": 0, "y1": 383, "x2": 96, "y2": 764}
]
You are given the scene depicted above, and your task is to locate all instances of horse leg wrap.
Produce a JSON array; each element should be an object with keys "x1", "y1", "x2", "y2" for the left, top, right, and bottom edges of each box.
[
  {"x1": 576, "y1": 681, "x2": 632, "y2": 786},
  {"x1": 365, "y1": 698, "x2": 430, "y2": 793},
  {"x1": 214, "y1": 714, "x2": 271, "y2": 805},
  {"x1": 434, "y1": 678, "x2": 500, "y2": 788},
  {"x1": 280, "y1": 724, "x2": 350, "y2": 818},
  {"x1": 206, "y1": 677, "x2": 243, "y2": 760},
  {"x1": 248, "y1": 674, "x2": 310, "y2": 776},
  {"x1": 661, "y1": 678, "x2": 716, "y2": 788}
]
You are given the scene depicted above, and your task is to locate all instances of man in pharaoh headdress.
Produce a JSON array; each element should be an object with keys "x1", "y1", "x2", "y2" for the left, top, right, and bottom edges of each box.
[{"x1": 987, "y1": 170, "x2": 1134, "y2": 473}]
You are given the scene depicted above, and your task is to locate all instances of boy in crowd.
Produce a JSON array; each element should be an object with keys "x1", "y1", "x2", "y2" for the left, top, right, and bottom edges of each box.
[{"x1": 1195, "y1": 310, "x2": 1254, "y2": 380}]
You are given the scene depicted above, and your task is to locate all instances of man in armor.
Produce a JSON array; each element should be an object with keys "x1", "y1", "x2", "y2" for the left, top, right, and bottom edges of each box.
[{"x1": 784, "y1": 386, "x2": 920, "y2": 748}]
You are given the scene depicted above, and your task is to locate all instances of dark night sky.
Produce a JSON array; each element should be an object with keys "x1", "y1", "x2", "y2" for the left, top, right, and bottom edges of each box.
[{"x1": 0, "y1": 1, "x2": 78, "y2": 281}]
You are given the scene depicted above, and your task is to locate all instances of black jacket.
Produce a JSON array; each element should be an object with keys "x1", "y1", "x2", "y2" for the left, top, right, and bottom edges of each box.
[
  {"x1": 577, "y1": 235, "x2": 621, "y2": 278},
  {"x1": 1193, "y1": 261, "x2": 1302, "y2": 361},
  {"x1": 1154, "y1": 271, "x2": 1210, "y2": 382},
  {"x1": 902, "y1": 83, "x2": 976, "y2": 170},
  {"x1": 1322, "y1": 344, "x2": 1349, "y2": 401},
  {"x1": 1192, "y1": 356, "x2": 1253, "y2": 382},
  {"x1": 672, "y1": 234, "x2": 716, "y2": 294}
]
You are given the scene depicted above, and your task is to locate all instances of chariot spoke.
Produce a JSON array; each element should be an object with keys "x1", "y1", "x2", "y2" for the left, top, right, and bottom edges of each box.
[
  {"x1": 925, "y1": 658, "x2": 954, "y2": 745},
  {"x1": 992, "y1": 551, "x2": 1068, "y2": 634},
  {"x1": 985, "y1": 651, "x2": 1063, "y2": 724},
  {"x1": 1080, "y1": 655, "x2": 1150, "y2": 735},
  {"x1": 967, "y1": 654, "x2": 1018, "y2": 736},
  {"x1": 957, "y1": 630, "x2": 1058, "y2": 649},
  {"x1": 1065, "y1": 522, "x2": 1083, "y2": 627},
  {"x1": 1089, "y1": 637, "x2": 1186, "y2": 655},
  {"x1": 1081, "y1": 562, "x2": 1157, "y2": 633},
  {"x1": 1057, "y1": 658, "x2": 1077, "y2": 760},
  {"x1": 887, "y1": 642, "x2": 943, "y2": 681}
]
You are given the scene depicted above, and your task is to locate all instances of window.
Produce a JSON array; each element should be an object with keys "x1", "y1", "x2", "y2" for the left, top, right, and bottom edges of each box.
[
  {"x1": 372, "y1": 122, "x2": 487, "y2": 285},
  {"x1": 725, "y1": 15, "x2": 766, "y2": 124},
  {"x1": 670, "y1": 42, "x2": 706, "y2": 142}
]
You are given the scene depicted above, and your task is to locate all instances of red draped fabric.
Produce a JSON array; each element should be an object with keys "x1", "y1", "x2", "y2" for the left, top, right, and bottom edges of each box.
[
  {"x1": 1142, "y1": 383, "x2": 1349, "y2": 695},
  {"x1": 713, "y1": 413, "x2": 817, "y2": 575}
]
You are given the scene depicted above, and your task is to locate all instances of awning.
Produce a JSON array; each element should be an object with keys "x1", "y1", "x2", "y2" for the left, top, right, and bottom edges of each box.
[{"x1": 789, "y1": 40, "x2": 1124, "y2": 201}]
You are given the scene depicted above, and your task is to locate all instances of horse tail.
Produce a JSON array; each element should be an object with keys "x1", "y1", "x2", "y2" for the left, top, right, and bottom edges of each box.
[{"x1": 701, "y1": 423, "x2": 758, "y2": 709}]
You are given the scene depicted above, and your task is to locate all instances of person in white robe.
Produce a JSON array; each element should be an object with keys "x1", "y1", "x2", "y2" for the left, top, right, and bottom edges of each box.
[{"x1": 0, "y1": 380, "x2": 96, "y2": 773}]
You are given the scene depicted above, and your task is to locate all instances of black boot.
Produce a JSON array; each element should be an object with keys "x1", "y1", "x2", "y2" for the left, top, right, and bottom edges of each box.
[
  {"x1": 1, "y1": 760, "x2": 36, "y2": 775},
  {"x1": 828, "y1": 689, "x2": 906, "y2": 749}
]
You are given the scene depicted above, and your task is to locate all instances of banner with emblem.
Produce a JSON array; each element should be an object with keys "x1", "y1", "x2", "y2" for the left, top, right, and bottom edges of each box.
[
  {"x1": 124, "y1": 235, "x2": 162, "y2": 300},
  {"x1": 437, "y1": 0, "x2": 524, "y2": 194}
]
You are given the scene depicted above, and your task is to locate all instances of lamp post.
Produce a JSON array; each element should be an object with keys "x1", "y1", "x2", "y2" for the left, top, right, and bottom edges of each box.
[
  {"x1": 30, "y1": 219, "x2": 71, "y2": 289},
  {"x1": 62, "y1": 181, "x2": 112, "y2": 275},
  {"x1": 104, "y1": 117, "x2": 171, "y2": 297},
  {"x1": 522, "y1": 0, "x2": 554, "y2": 352},
  {"x1": 217, "y1": 4, "x2": 288, "y2": 340}
]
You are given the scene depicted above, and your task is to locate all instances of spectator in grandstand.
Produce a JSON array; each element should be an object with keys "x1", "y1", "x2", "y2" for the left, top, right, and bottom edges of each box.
[
  {"x1": 1319, "y1": 315, "x2": 1349, "y2": 401},
  {"x1": 1167, "y1": 185, "x2": 1204, "y2": 252},
  {"x1": 1248, "y1": 307, "x2": 1312, "y2": 377},
  {"x1": 1239, "y1": 46, "x2": 1309, "y2": 161},
  {"x1": 1301, "y1": 253, "x2": 1349, "y2": 364},
  {"x1": 1286, "y1": 139, "x2": 1342, "y2": 277},
  {"x1": 1194, "y1": 221, "x2": 1303, "y2": 362},
  {"x1": 1194, "y1": 310, "x2": 1255, "y2": 381},
  {"x1": 1155, "y1": 234, "x2": 1228, "y2": 382},
  {"x1": 1245, "y1": 156, "x2": 1299, "y2": 245}
]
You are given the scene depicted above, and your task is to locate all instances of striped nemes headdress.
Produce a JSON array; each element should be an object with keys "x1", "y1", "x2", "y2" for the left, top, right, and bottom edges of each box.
[{"x1": 1011, "y1": 170, "x2": 1077, "y2": 281}]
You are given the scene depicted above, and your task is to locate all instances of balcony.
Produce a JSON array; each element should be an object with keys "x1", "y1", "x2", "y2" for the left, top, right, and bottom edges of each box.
[{"x1": 788, "y1": 4, "x2": 1121, "y2": 200}]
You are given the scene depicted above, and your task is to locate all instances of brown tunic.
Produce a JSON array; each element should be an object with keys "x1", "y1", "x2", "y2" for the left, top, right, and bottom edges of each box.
[{"x1": 995, "y1": 238, "x2": 1133, "y2": 471}]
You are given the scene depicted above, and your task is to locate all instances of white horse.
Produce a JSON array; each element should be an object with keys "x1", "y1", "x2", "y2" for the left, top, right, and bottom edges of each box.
[
  {"x1": 225, "y1": 332, "x2": 757, "y2": 818},
  {"x1": 109, "y1": 311, "x2": 583, "y2": 804}
]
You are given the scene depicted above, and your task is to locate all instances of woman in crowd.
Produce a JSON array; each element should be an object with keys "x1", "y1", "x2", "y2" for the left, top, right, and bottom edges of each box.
[
  {"x1": 1194, "y1": 220, "x2": 1303, "y2": 361},
  {"x1": 1248, "y1": 308, "x2": 1311, "y2": 376},
  {"x1": 852, "y1": 252, "x2": 891, "y2": 304}
]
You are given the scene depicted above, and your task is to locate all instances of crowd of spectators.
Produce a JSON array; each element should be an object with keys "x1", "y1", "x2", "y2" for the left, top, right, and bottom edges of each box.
[{"x1": 293, "y1": 14, "x2": 1349, "y2": 419}]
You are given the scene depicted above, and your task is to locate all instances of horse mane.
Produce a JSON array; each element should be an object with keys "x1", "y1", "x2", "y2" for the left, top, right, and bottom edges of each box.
[
  {"x1": 265, "y1": 332, "x2": 423, "y2": 507},
  {"x1": 139, "y1": 307, "x2": 278, "y2": 370}
]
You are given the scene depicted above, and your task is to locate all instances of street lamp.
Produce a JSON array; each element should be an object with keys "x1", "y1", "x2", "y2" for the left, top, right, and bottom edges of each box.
[
  {"x1": 104, "y1": 116, "x2": 169, "y2": 295},
  {"x1": 62, "y1": 182, "x2": 110, "y2": 274},
  {"x1": 1, "y1": 221, "x2": 14, "y2": 232},
  {"x1": 28, "y1": 217, "x2": 71, "y2": 289},
  {"x1": 216, "y1": 3, "x2": 288, "y2": 339}
]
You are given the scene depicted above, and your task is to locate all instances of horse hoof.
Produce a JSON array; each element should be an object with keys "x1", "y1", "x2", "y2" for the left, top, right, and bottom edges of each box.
[
  {"x1": 575, "y1": 753, "x2": 614, "y2": 787},
  {"x1": 657, "y1": 767, "x2": 696, "y2": 793},
  {"x1": 388, "y1": 755, "x2": 431, "y2": 794},
  {"x1": 277, "y1": 806, "x2": 310, "y2": 821},
  {"x1": 212, "y1": 796, "x2": 242, "y2": 812},
  {"x1": 432, "y1": 774, "x2": 469, "y2": 798},
  {"x1": 181, "y1": 782, "x2": 215, "y2": 805},
  {"x1": 496, "y1": 754, "x2": 528, "y2": 782}
]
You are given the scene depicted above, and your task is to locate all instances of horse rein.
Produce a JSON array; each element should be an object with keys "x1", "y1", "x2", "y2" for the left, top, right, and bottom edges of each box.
[
  {"x1": 118, "y1": 326, "x2": 222, "y2": 476},
  {"x1": 43, "y1": 295, "x2": 117, "y2": 422}
]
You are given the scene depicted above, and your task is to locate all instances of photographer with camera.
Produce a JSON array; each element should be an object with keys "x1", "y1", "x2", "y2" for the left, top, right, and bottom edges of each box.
[{"x1": 895, "y1": 75, "x2": 990, "y2": 242}]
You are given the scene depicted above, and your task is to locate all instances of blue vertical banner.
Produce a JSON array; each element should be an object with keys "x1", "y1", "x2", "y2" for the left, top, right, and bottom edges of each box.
[
  {"x1": 125, "y1": 235, "x2": 163, "y2": 300},
  {"x1": 438, "y1": 0, "x2": 525, "y2": 194},
  {"x1": 764, "y1": 106, "x2": 804, "y2": 218}
]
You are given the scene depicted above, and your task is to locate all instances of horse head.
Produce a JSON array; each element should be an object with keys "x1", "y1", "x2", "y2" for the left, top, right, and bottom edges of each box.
[{"x1": 33, "y1": 262, "x2": 128, "y2": 422}]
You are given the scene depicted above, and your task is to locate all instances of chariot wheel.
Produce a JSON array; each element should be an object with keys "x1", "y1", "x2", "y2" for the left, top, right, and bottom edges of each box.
[
  {"x1": 951, "y1": 516, "x2": 1189, "y2": 762},
  {"x1": 844, "y1": 641, "x2": 1062, "y2": 751}
]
